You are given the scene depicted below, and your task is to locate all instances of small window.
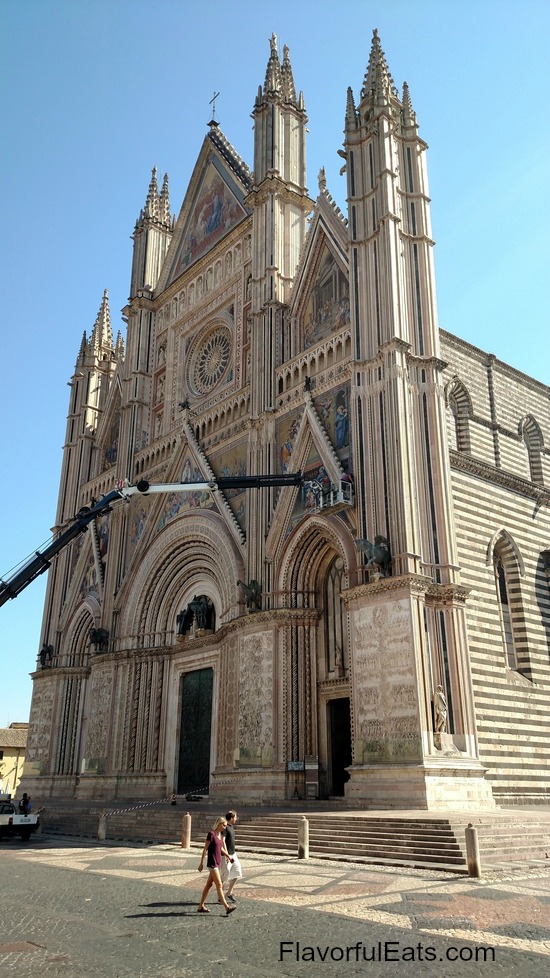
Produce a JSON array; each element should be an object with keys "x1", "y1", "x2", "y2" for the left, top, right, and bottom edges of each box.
[
  {"x1": 446, "y1": 380, "x2": 471, "y2": 454},
  {"x1": 520, "y1": 416, "x2": 544, "y2": 486},
  {"x1": 494, "y1": 556, "x2": 518, "y2": 670}
]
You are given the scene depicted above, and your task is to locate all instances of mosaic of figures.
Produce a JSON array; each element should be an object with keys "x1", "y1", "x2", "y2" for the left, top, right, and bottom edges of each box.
[
  {"x1": 313, "y1": 386, "x2": 350, "y2": 455},
  {"x1": 155, "y1": 456, "x2": 215, "y2": 532},
  {"x1": 211, "y1": 441, "x2": 248, "y2": 531},
  {"x1": 80, "y1": 551, "x2": 99, "y2": 601},
  {"x1": 102, "y1": 409, "x2": 120, "y2": 471},
  {"x1": 303, "y1": 246, "x2": 350, "y2": 349},
  {"x1": 172, "y1": 161, "x2": 248, "y2": 277},
  {"x1": 96, "y1": 513, "x2": 110, "y2": 561},
  {"x1": 127, "y1": 495, "x2": 154, "y2": 557},
  {"x1": 277, "y1": 386, "x2": 351, "y2": 475},
  {"x1": 278, "y1": 411, "x2": 301, "y2": 475}
]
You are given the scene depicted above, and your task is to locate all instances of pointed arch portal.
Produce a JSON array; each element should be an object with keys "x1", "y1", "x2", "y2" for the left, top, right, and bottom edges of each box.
[{"x1": 177, "y1": 668, "x2": 213, "y2": 794}]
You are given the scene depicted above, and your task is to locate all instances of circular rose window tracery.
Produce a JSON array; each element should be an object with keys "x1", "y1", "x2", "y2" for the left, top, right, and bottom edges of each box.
[{"x1": 188, "y1": 327, "x2": 231, "y2": 395}]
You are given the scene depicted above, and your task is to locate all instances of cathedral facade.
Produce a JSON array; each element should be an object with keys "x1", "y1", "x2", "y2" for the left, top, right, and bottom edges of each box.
[{"x1": 24, "y1": 33, "x2": 550, "y2": 809}]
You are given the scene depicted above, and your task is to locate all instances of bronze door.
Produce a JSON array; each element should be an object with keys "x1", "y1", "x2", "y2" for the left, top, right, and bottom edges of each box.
[{"x1": 178, "y1": 668, "x2": 213, "y2": 793}]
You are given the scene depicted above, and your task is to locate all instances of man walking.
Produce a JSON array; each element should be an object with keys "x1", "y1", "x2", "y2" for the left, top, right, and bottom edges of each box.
[{"x1": 220, "y1": 810, "x2": 242, "y2": 903}]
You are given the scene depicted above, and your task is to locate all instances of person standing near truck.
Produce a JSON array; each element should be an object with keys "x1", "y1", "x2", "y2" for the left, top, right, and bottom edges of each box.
[{"x1": 18, "y1": 793, "x2": 32, "y2": 814}]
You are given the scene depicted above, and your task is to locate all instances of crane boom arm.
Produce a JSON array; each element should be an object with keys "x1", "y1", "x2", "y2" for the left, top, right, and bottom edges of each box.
[{"x1": 0, "y1": 473, "x2": 302, "y2": 608}]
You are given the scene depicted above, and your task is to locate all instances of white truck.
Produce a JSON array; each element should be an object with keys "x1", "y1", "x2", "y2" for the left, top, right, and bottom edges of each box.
[{"x1": 0, "y1": 796, "x2": 40, "y2": 841}]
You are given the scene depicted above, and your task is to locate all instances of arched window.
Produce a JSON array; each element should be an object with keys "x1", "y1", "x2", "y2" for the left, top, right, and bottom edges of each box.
[
  {"x1": 494, "y1": 554, "x2": 518, "y2": 670},
  {"x1": 520, "y1": 416, "x2": 544, "y2": 486},
  {"x1": 323, "y1": 557, "x2": 347, "y2": 674},
  {"x1": 446, "y1": 379, "x2": 471, "y2": 454}
]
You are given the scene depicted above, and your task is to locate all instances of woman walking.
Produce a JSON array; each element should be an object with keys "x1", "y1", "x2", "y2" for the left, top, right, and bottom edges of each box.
[{"x1": 197, "y1": 816, "x2": 236, "y2": 915}]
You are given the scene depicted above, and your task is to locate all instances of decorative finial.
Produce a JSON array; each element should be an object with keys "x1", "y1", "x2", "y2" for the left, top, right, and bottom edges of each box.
[
  {"x1": 208, "y1": 91, "x2": 220, "y2": 127},
  {"x1": 270, "y1": 32, "x2": 277, "y2": 53},
  {"x1": 317, "y1": 167, "x2": 327, "y2": 192}
]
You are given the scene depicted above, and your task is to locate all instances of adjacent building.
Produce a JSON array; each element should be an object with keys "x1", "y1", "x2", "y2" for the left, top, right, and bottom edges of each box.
[{"x1": 0, "y1": 723, "x2": 28, "y2": 797}]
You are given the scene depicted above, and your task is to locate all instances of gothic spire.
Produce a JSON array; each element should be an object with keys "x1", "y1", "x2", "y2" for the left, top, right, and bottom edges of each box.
[
  {"x1": 264, "y1": 32, "x2": 283, "y2": 95},
  {"x1": 401, "y1": 81, "x2": 417, "y2": 129},
  {"x1": 345, "y1": 86, "x2": 358, "y2": 128},
  {"x1": 114, "y1": 329, "x2": 125, "y2": 360},
  {"x1": 361, "y1": 28, "x2": 395, "y2": 106},
  {"x1": 76, "y1": 330, "x2": 87, "y2": 366},
  {"x1": 281, "y1": 44, "x2": 297, "y2": 105},
  {"x1": 144, "y1": 166, "x2": 159, "y2": 220},
  {"x1": 159, "y1": 172, "x2": 171, "y2": 225},
  {"x1": 90, "y1": 289, "x2": 113, "y2": 352}
]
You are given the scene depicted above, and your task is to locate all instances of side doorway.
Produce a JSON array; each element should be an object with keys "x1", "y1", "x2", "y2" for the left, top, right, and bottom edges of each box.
[
  {"x1": 177, "y1": 668, "x2": 213, "y2": 794},
  {"x1": 328, "y1": 697, "x2": 352, "y2": 796}
]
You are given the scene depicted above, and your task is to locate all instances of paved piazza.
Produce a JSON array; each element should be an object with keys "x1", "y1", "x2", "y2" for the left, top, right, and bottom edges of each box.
[{"x1": 0, "y1": 835, "x2": 549, "y2": 977}]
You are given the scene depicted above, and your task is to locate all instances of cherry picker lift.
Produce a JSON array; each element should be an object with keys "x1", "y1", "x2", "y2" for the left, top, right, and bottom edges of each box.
[{"x1": 0, "y1": 473, "x2": 302, "y2": 608}]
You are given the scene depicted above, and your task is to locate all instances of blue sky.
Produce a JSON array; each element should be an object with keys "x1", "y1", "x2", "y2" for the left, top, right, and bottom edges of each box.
[{"x1": 1, "y1": 0, "x2": 549, "y2": 726}]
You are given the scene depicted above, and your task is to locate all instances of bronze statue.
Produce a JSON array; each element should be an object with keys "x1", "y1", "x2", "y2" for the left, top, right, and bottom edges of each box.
[
  {"x1": 190, "y1": 595, "x2": 209, "y2": 629},
  {"x1": 39, "y1": 644, "x2": 53, "y2": 668},
  {"x1": 237, "y1": 579, "x2": 262, "y2": 611},
  {"x1": 89, "y1": 627, "x2": 109, "y2": 653},
  {"x1": 355, "y1": 535, "x2": 391, "y2": 576}
]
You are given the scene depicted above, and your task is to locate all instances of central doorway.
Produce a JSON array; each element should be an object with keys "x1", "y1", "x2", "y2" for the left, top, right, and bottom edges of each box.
[
  {"x1": 178, "y1": 668, "x2": 213, "y2": 794},
  {"x1": 328, "y1": 697, "x2": 352, "y2": 796}
]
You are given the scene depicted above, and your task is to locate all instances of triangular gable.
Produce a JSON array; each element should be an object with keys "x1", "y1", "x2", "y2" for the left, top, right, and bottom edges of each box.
[
  {"x1": 267, "y1": 393, "x2": 346, "y2": 559},
  {"x1": 61, "y1": 532, "x2": 101, "y2": 619},
  {"x1": 95, "y1": 376, "x2": 123, "y2": 473},
  {"x1": 121, "y1": 417, "x2": 245, "y2": 586},
  {"x1": 160, "y1": 135, "x2": 252, "y2": 292},
  {"x1": 289, "y1": 192, "x2": 348, "y2": 318}
]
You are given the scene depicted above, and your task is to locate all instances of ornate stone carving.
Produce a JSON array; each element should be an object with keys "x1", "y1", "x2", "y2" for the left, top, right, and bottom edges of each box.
[
  {"x1": 238, "y1": 633, "x2": 273, "y2": 764},
  {"x1": 352, "y1": 601, "x2": 421, "y2": 762},
  {"x1": 85, "y1": 663, "x2": 113, "y2": 759}
]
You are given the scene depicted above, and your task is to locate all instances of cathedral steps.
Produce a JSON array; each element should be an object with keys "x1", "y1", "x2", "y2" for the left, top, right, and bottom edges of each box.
[
  {"x1": 221, "y1": 814, "x2": 466, "y2": 870},
  {"x1": 35, "y1": 803, "x2": 550, "y2": 873}
]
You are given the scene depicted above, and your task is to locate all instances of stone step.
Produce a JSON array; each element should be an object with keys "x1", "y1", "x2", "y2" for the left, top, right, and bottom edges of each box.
[
  {"x1": 234, "y1": 829, "x2": 461, "y2": 851},
  {"x1": 259, "y1": 815, "x2": 454, "y2": 828},
  {"x1": 233, "y1": 838, "x2": 465, "y2": 864},
  {"x1": 233, "y1": 844, "x2": 468, "y2": 873}
]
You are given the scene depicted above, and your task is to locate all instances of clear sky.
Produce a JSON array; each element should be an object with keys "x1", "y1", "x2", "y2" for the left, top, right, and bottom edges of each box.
[{"x1": 1, "y1": 0, "x2": 549, "y2": 726}]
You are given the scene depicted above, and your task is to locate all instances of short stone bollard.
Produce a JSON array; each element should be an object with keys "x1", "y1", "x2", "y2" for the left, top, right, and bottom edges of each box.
[
  {"x1": 465, "y1": 822, "x2": 481, "y2": 878},
  {"x1": 97, "y1": 813, "x2": 107, "y2": 841},
  {"x1": 181, "y1": 811, "x2": 192, "y2": 849},
  {"x1": 298, "y1": 815, "x2": 309, "y2": 859}
]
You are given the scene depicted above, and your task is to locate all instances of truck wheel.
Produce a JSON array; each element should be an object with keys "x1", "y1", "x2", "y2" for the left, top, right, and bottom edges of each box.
[{"x1": 20, "y1": 828, "x2": 32, "y2": 841}]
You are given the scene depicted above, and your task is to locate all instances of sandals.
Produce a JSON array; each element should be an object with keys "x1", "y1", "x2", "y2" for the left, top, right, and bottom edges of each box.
[
  {"x1": 197, "y1": 907, "x2": 210, "y2": 914},
  {"x1": 226, "y1": 905, "x2": 236, "y2": 916}
]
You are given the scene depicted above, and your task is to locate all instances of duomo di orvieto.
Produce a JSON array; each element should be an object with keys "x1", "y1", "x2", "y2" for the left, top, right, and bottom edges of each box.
[{"x1": 23, "y1": 32, "x2": 550, "y2": 810}]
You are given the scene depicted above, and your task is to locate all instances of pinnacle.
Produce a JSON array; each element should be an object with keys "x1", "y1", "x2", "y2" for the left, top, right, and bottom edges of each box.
[
  {"x1": 138, "y1": 166, "x2": 173, "y2": 228},
  {"x1": 263, "y1": 32, "x2": 283, "y2": 96},
  {"x1": 346, "y1": 86, "x2": 357, "y2": 128},
  {"x1": 361, "y1": 28, "x2": 395, "y2": 106},
  {"x1": 401, "y1": 81, "x2": 417, "y2": 128},
  {"x1": 159, "y1": 172, "x2": 171, "y2": 225},
  {"x1": 90, "y1": 289, "x2": 113, "y2": 352},
  {"x1": 144, "y1": 166, "x2": 159, "y2": 219},
  {"x1": 281, "y1": 43, "x2": 297, "y2": 105}
]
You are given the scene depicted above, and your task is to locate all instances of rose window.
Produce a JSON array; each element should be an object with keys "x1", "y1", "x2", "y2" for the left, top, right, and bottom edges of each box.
[{"x1": 189, "y1": 327, "x2": 231, "y2": 395}]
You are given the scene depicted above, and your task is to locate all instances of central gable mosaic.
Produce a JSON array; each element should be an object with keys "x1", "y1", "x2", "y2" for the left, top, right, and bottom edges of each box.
[{"x1": 170, "y1": 158, "x2": 248, "y2": 280}]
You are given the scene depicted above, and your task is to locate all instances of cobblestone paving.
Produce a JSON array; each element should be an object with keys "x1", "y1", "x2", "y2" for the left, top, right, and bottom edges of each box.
[{"x1": 0, "y1": 834, "x2": 549, "y2": 977}]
